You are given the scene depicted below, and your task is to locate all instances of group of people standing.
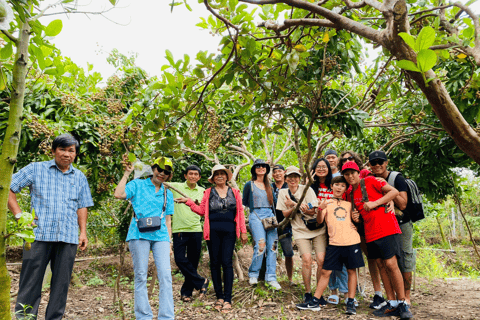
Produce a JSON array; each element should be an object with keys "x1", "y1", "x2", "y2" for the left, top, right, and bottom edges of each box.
[{"x1": 9, "y1": 133, "x2": 415, "y2": 320}]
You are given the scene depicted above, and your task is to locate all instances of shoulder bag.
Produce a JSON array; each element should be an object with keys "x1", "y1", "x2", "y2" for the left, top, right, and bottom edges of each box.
[{"x1": 132, "y1": 188, "x2": 168, "y2": 233}]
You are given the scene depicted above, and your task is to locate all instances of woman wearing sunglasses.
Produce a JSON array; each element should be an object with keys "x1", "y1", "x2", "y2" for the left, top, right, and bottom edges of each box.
[
  {"x1": 175, "y1": 164, "x2": 248, "y2": 312},
  {"x1": 242, "y1": 159, "x2": 282, "y2": 290},
  {"x1": 114, "y1": 156, "x2": 175, "y2": 320}
]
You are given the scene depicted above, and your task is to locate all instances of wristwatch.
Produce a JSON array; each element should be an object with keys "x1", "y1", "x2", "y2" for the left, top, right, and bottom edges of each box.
[{"x1": 15, "y1": 212, "x2": 22, "y2": 219}]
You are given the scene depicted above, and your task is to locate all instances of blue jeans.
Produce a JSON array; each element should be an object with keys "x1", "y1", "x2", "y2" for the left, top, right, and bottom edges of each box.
[
  {"x1": 248, "y1": 208, "x2": 278, "y2": 281},
  {"x1": 129, "y1": 240, "x2": 174, "y2": 320},
  {"x1": 328, "y1": 265, "x2": 349, "y2": 293}
]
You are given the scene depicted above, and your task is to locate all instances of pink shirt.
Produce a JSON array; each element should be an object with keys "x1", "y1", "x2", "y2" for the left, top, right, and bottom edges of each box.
[{"x1": 185, "y1": 187, "x2": 247, "y2": 241}]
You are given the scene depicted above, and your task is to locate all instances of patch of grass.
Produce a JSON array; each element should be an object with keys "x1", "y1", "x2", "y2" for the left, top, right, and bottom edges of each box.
[{"x1": 86, "y1": 275, "x2": 105, "y2": 286}]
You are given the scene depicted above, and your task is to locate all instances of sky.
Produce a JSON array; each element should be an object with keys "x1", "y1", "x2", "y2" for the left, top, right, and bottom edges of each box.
[
  {"x1": 40, "y1": 0, "x2": 479, "y2": 80},
  {"x1": 41, "y1": 0, "x2": 221, "y2": 79}
]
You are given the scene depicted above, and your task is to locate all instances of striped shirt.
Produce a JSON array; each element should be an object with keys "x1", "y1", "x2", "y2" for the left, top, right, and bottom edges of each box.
[
  {"x1": 10, "y1": 159, "x2": 94, "y2": 244},
  {"x1": 125, "y1": 178, "x2": 174, "y2": 242}
]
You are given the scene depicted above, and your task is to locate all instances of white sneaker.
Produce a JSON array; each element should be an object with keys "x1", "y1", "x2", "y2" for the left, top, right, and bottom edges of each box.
[
  {"x1": 266, "y1": 280, "x2": 282, "y2": 290},
  {"x1": 249, "y1": 277, "x2": 258, "y2": 285}
]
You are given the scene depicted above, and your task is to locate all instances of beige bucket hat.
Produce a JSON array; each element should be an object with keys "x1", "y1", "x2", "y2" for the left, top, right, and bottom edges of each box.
[{"x1": 208, "y1": 164, "x2": 233, "y2": 184}]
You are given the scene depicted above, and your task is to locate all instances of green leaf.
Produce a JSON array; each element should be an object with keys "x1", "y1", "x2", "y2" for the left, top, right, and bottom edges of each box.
[
  {"x1": 0, "y1": 42, "x2": 13, "y2": 60},
  {"x1": 128, "y1": 152, "x2": 136, "y2": 163},
  {"x1": 109, "y1": 0, "x2": 117, "y2": 5},
  {"x1": 416, "y1": 26, "x2": 435, "y2": 51},
  {"x1": 396, "y1": 60, "x2": 421, "y2": 72},
  {"x1": 417, "y1": 49, "x2": 437, "y2": 72},
  {"x1": 0, "y1": 68, "x2": 6, "y2": 90},
  {"x1": 45, "y1": 20, "x2": 63, "y2": 37},
  {"x1": 15, "y1": 231, "x2": 35, "y2": 243},
  {"x1": 193, "y1": 67, "x2": 205, "y2": 78},
  {"x1": 398, "y1": 32, "x2": 416, "y2": 51}
]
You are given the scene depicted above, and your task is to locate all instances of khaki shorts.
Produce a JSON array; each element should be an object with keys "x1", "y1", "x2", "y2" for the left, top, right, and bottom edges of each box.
[
  {"x1": 398, "y1": 221, "x2": 416, "y2": 273},
  {"x1": 296, "y1": 232, "x2": 327, "y2": 257}
]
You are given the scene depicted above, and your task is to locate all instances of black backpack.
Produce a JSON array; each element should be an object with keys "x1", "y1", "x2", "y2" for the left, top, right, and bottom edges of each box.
[{"x1": 387, "y1": 171, "x2": 425, "y2": 223}]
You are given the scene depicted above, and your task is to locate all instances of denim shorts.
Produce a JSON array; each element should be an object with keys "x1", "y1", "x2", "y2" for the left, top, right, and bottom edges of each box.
[{"x1": 278, "y1": 233, "x2": 294, "y2": 258}]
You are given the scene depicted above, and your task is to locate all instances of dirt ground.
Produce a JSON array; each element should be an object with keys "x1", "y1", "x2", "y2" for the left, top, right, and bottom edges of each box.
[{"x1": 7, "y1": 245, "x2": 480, "y2": 320}]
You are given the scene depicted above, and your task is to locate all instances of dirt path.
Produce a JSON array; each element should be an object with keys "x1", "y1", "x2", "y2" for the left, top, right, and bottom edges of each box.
[{"x1": 8, "y1": 249, "x2": 480, "y2": 319}]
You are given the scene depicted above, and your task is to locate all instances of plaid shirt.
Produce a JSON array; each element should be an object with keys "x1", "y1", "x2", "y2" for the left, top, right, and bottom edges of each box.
[{"x1": 10, "y1": 159, "x2": 94, "y2": 244}]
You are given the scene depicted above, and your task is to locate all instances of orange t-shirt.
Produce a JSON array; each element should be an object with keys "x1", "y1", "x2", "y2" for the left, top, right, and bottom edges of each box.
[{"x1": 324, "y1": 199, "x2": 361, "y2": 246}]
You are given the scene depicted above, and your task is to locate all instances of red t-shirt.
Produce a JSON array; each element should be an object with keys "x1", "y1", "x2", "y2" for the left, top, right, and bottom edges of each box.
[
  {"x1": 346, "y1": 176, "x2": 401, "y2": 243},
  {"x1": 317, "y1": 183, "x2": 333, "y2": 200}
]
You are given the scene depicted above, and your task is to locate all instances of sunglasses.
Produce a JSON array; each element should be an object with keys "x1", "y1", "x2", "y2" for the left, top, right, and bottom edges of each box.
[
  {"x1": 256, "y1": 164, "x2": 268, "y2": 168},
  {"x1": 158, "y1": 168, "x2": 172, "y2": 176},
  {"x1": 370, "y1": 159, "x2": 385, "y2": 166},
  {"x1": 343, "y1": 156, "x2": 354, "y2": 161}
]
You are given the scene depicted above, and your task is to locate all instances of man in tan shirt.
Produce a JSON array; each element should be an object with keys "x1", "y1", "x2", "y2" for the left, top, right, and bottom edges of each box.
[
  {"x1": 276, "y1": 166, "x2": 325, "y2": 306},
  {"x1": 296, "y1": 175, "x2": 364, "y2": 315}
]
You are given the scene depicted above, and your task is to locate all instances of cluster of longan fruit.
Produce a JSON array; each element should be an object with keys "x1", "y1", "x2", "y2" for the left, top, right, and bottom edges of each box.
[
  {"x1": 27, "y1": 116, "x2": 54, "y2": 140},
  {"x1": 411, "y1": 111, "x2": 426, "y2": 123},
  {"x1": 207, "y1": 108, "x2": 222, "y2": 152},
  {"x1": 323, "y1": 55, "x2": 341, "y2": 72}
]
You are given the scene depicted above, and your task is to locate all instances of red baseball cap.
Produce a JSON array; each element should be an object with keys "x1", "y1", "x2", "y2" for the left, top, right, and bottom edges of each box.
[{"x1": 342, "y1": 161, "x2": 360, "y2": 173}]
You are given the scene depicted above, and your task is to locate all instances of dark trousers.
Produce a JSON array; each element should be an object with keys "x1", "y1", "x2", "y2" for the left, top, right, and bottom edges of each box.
[
  {"x1": 15, "y1": 241, "x2": 77, "y2": 320},
  {"x1": 173, "y1": 232, "x2": 205, "y2": 297},
  {"x1": 206, "y1": 222, "x2": 236, "y2": 303}
]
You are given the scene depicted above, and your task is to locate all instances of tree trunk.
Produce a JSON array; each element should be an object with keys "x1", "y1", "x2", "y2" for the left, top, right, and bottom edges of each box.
[
  {"x1": 0, "y1": 21, "x2": 31, "y2": 320},
  {"x1": 436, "y1": 215, "x2": 447, "y2": 247},
  {"x1": 384, "y1": 0, "x2": 480, "y2": 165}
]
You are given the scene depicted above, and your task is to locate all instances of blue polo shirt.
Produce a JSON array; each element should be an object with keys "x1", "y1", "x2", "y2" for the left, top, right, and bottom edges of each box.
[
  {"x1": 10, "y1": 159, "x2": 94, "y2": 244},
  {"x1": 125, "y1": 178, "x2": 174, "y2": 242}
]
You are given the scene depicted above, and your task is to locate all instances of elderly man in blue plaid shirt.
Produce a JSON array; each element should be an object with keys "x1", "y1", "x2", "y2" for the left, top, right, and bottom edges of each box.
[{"x1": 8, "y1": 134, "x2": 93, "y2": 320}]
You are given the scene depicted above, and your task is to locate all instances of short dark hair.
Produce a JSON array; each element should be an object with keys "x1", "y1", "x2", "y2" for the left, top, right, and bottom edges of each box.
[
  {"x1": 331, "y1": 175, "x2": 347, "y2": 185},
  {"x1": 184, "y1": 165, "x2": 201, "y2": 175},
  {"x1": 339, "y1": 150, "x2": 363, "y2": 171},
  {"x1": 52, "y1": 134, "x2": 79, "y2": 154}
]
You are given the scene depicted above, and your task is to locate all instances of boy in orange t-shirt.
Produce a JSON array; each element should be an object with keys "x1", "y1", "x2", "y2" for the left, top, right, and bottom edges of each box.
[{"x1": 296, "y1": 176, "x2": 364, "y2": 315}]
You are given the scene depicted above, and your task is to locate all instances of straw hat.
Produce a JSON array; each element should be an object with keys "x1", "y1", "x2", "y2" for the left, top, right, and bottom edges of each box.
[{"x1": 208, "y1": 164, "x2": 233, "y2": 184}]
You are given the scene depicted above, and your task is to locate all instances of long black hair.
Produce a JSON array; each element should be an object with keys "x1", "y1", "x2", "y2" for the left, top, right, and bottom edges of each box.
[
  {"x1": 310, "y1": 158, "x2": 333, "y2": 195},
  {"x1": 251, "y1": 169, "x2": 274, "y2": 206}
]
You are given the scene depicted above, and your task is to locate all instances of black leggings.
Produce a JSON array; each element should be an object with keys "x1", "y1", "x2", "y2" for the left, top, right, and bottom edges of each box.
[{"x1": 207, "y1": 222, "x2": 236, "y2": 303}]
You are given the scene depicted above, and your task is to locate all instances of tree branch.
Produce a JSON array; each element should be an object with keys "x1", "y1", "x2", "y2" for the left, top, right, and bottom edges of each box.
[
  {"x1": 258, "y1": 18, "x2": 335, "y2": 32},
  {"x1": 181, "y1": 148, "x2": 216, "y2": 162},
  {"x1": 342, "y1": 0, "x2": 385, "y2": 12},
  {"x1": 453, "y1": 2, "x2": 480, "y2": 65},
  {"x1": 245, "y1": 0, "x2": 384, "y2": 45},
  {"x1": 1, "y1": 30, "x2": 18, "y2": 44}
]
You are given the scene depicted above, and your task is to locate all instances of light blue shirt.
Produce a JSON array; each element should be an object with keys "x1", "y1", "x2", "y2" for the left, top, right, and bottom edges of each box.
[
  {"x1": 10, "y1": 159, "x2": 94, "y2": 244},
  {"x1": 125, "y1": 178, "x2": 174, "y2": 242}
]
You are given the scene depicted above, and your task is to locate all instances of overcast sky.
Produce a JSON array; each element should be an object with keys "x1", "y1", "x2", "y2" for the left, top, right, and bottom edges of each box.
[{"x1": 41, "y1": 0, "x2": 479, "y2": 80}]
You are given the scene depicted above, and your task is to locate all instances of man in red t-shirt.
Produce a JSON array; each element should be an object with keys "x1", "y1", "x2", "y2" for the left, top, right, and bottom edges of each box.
[{"x1": 342, "y1": 162, "x2": 412, "y2": 320}]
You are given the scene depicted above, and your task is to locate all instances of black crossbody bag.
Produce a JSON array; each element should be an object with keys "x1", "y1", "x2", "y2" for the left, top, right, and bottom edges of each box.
[
  {"x1": 132, "y1": 189, "x2": 167, "y2": 233},
  {"x1": 288, "y1": 189, "x2": 323, "y2": 231}
]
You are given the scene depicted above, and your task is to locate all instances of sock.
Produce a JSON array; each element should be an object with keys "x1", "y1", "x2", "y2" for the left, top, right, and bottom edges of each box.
[
  {"x1": 347, "y1": 298, "x2": 354, "y2": 303},
  {"x1": 390, "y1": 300, "x2": 399, "y2": 308},
  {"x1": 375, "y1": 291, "x2": 383, "y2": 297}
]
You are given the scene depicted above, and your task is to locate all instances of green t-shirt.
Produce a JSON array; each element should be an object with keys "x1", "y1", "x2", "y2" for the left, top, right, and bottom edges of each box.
[{"x1": 169, "y1": 182, "x2": 205, "y2": 233}]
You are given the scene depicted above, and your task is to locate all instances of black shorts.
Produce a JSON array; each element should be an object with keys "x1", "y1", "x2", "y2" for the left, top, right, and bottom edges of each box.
[
  {"x1": 366, "y1": 234, "x2": 401, "y2": 260},
  {"x1": 322, "y1": 244, "x2": 365, "y2": 271}
]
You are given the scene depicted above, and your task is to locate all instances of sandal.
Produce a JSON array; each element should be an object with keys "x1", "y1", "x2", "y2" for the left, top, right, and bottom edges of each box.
[
  {"x1": 181, "y1": 295, "x2": 192, "y2": 302},
  {"x1": 221, "y1": 302, "x2": 232, "y2": 313},
  {"x1": 199, "y1": 278, "x2": 210, "y2": 298},
  {"x1": 214, "y1": 299, "x2": 224, "y2": 311},
  {"x1": 327, "y1": 294, "x2": 339, "y2": 305}
]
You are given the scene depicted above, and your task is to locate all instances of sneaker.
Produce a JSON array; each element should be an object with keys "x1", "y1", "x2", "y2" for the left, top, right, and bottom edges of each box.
[
  {"x1": 345, "y1": 298, "x2": 356, "y2": 315},
  {"x1": 249, "y1": 277, "x2": 258, "y2": 285},
  {"x1": 373, "y1": 301, "x2": 400, "y2": 317},
  {"x1": 318, "y1": 296, "x2": 328, "y2": 306},
  {"x1": 266, "y1": 280, "x2": 282, "y2": 290},
  {"x1": 397, "y1": 302, "x2": 413, "y2": 319},
  {"x1": 296, "y1": 297, "x2": 321, "y2": 311},
  {"x1": 369, "y1": 294, "x2": 386, "y2": 309},
  {"x1": 304, "y1": 292, "x2": 313, "y2": 303}
]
